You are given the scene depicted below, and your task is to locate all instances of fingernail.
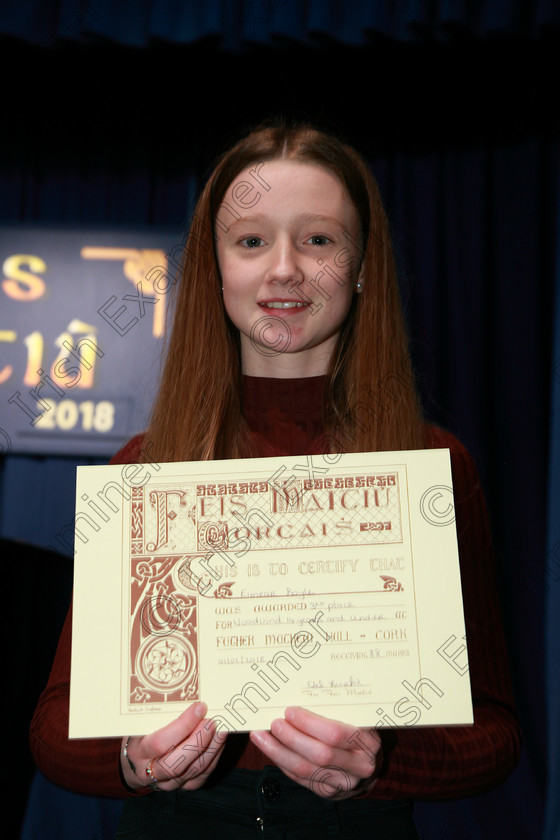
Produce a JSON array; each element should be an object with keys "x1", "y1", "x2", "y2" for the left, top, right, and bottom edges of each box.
[
  {"x1": 285, "y1": 707, "x2": 296, "y2": 721},
  {"x1": 194, "y1": 702, "x2": 207, "y2": 717},
  {"x1": 271, "y1": 719, "x2": 283, "y2": 736},
  {"x1": 250, "y1": 730, "x2": 265, "y2": 745}
]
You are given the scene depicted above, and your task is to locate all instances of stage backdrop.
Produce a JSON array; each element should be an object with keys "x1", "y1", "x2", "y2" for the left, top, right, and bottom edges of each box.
[
  {"x1": 0, "y1": 227, "x2": 181, "y2": 456},
  {"x1": 1, "y1": 4, "x2": 558, "y2": 839}
]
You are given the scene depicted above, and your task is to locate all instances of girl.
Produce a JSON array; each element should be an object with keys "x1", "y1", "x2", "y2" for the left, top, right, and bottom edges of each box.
[{"x1": 30, "y1": 121, "x2": 521, "y2": 839}]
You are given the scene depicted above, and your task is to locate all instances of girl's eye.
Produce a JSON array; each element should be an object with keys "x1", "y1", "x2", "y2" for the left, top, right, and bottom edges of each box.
[
  {"x1": 308, "y1": 235, "x2": 330, "y2": 246},
  {"x1": 241, "y1": 236, "x2": 264, "y2": 248}
]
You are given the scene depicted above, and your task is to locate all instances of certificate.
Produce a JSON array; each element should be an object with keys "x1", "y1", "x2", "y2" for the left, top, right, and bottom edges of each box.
[{"x1": 69, "y1": 448, "x2": 473, "y2": 737}]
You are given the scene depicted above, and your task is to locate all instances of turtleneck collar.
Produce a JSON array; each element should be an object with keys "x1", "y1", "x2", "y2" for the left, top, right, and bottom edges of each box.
[{"x1": 241, "y1": 375, "x2": 327, "y2": 457}]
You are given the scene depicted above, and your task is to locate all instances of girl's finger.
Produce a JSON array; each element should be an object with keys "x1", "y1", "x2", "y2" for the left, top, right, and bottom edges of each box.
[
  {"x1": 140, "y1": 701, "x2": 208, "y2": 761},
  {"x1": 152, "y1": 714, "x2": 219, "y2": 782},
  {"x1": 178, "y1": 732, "x2": 228, "y2": 791}
]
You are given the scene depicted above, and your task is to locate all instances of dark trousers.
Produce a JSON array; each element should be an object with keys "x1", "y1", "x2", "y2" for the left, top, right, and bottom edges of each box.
[{"x1": 115, "y1": 766, "x2": 419, "y2": 839}]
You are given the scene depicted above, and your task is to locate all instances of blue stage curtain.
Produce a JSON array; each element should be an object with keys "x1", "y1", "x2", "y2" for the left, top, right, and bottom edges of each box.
[
  {"x1": 0, "y1": 0, "x2": 558, "y2": 48},
  {"x1": 543, "y1": 180, "x2": 560, "y2": 840},
  {"x1": 20, "y1": 771, "x2": 123, "y2": 840}
]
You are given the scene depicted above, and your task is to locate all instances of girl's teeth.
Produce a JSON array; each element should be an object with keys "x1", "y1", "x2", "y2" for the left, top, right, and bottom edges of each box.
[{"x1": 262, "y1": 302, "x2": 306, "y2": 309}]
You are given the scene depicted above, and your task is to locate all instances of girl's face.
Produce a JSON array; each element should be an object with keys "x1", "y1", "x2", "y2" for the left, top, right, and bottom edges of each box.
[{"x1": 215, "y1": 159, "x2": 362, "y2": 377}]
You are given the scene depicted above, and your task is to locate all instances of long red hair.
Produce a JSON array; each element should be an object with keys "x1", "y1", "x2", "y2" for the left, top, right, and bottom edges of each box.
[{"x1": 146, "y1": 122, "x2": 425, "y2": 462}]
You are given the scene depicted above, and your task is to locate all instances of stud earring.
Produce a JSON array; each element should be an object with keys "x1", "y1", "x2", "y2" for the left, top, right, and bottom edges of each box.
[{"x1": 355, "y1": 282, "x2": 363, "y2": 293}]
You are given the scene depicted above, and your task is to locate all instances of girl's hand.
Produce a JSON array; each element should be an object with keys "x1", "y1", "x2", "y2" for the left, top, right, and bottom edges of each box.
[
  {"x1": 250, "y1": 706, "x2": 382, "y2": 800},
  {"x1": 121, "y1": 702, "x2": 226, "y2": 792}
]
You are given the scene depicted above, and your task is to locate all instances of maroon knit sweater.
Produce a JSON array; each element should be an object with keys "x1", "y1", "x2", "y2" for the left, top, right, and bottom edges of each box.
[{"x1": 29, "y1": 376, "x2": 521, "y2": 799}]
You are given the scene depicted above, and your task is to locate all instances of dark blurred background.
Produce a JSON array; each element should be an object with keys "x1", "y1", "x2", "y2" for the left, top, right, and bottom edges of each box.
[{"x1": 0, "y1": 2, "x2": 558, "y2": 838}]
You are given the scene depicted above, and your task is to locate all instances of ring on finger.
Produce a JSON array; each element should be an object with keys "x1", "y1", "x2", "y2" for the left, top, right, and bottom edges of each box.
[{"x1": 146, "y1": 758, "x2": 161, "y2": 792}]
